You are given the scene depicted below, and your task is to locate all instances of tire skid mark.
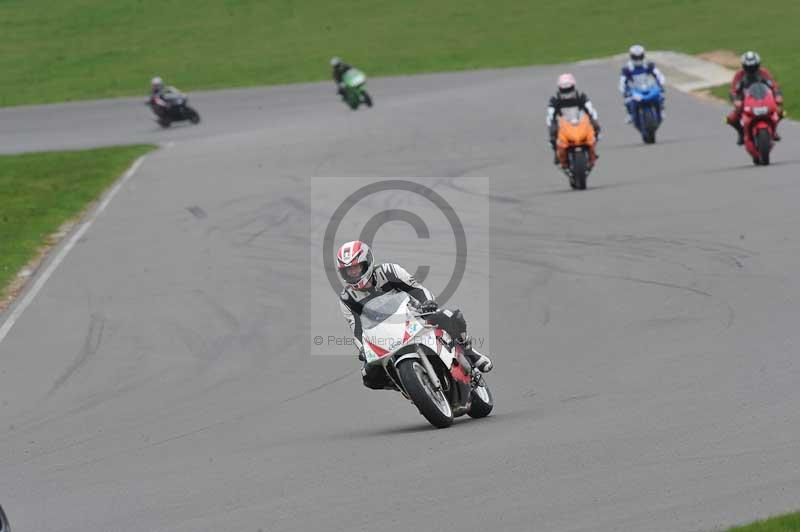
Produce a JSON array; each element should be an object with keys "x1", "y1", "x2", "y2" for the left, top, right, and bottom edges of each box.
[
  {"x1": 186, "y1": 205, "x2": 207, "y2": 219},
  {"x1": 46, "y1": 313, "x2": 106, "y2": 397},
  {"x1": 41, "y1": 371, "x2": 355, "y2": 476}
]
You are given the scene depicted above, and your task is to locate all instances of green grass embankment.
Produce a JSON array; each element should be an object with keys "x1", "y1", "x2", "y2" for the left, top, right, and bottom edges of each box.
[
  {"x1": 0, "y1": 145, "x2": 155, "y2": 299},
  {"x1": 1, "y1": 1, "x2": 797, "y2": 116},
  {"x1": 728, "y1": 511, "x2": 800, "y2": 532}
]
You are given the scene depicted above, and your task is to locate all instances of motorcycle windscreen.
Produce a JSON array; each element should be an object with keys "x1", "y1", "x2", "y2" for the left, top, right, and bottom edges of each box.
[
  {"x1": 746, "y1": 82, "x2": 771, "y2": 100},
  {"x1": 361, "y1": 292, "x2": 410, "y2": 362},
  {"x1": 558, "y1": 107, "x2": 592, "y2": 144},
  {"x1": 632, "y1": 73, "x2": 657, "y2": 90},
  {"x1": 343, "y1": 69, "x2": 366, "y2": 87},
  {"x1": 560, "y1": 106, "x2": 583, "y2": 125}
]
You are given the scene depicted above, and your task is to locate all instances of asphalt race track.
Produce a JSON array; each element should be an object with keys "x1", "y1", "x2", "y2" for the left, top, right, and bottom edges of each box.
[{"x1": 1, "y1": 61, "x2": 800, "y2": 532}]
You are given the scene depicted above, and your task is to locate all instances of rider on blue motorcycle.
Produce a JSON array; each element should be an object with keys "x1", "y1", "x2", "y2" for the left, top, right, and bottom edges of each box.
[{"x1": 619, "y1": 45, "x2": 666, "y2": 123}]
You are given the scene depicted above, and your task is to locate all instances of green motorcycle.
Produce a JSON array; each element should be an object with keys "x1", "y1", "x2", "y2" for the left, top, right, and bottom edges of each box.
[{"x1": 341, "y1": 69, "x2": 373, "y2": 110}]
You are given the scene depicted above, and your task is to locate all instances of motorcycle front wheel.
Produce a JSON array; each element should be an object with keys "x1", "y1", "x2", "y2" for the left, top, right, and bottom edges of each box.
[
  {"x1": 756, "y1": 128, "x2": 771, "y2": 165},
  {"x1": 570, "y1": 150, "x2": 588, "y2": 190},
  {"x1": 643, "y1": 108, "x2": 657, "y2": 144},
  {"x1": 344, "y1": 89, "x2": 359, "y2": 110},
  {"x1": 468, "y1": 376, "x2": 494, "y2": 418},
  {"x1": 397, "y1": 358, "x2": 453, "y2": 428}
]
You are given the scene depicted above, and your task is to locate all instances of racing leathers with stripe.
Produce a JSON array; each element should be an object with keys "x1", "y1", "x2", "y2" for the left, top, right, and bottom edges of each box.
[{"x1": 339, "y1": 263, "x2": 488, "y2": 389}]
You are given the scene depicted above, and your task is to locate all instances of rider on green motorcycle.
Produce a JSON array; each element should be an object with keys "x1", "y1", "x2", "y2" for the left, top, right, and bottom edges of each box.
[{"x1": 331, "y1": 57, "x2": 352, "y2": 96}]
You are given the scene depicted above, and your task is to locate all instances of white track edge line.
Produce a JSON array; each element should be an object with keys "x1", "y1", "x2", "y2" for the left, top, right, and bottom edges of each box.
[{"x1": 0, "y1": 154, "x2": 147, "y2": 344}]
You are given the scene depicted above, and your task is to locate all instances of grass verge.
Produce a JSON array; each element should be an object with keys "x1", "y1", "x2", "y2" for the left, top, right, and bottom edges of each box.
[
  {"x1": 0, "y1": 145, "x2": 155, "y2": 304},
  {"x1": 711, "y1": 84, "x2": 732, "y2": 102},
  {"x1": 728, "y1": 511, "x2": 800, "y2": 531},
  {"x1": 1, "y1": 1, "x2": 798, "y2": 116}
]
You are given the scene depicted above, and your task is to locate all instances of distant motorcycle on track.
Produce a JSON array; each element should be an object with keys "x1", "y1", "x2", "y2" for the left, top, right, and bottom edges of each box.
[
  {"x1": 147, "y1": 89, "x2": 201, "y2": 128},
  {"x1": 359, "y1": 291, "x2": 493, "y2": 428},
  {"x1": 629, "y1": 73, "x2": 664, "y2": 144},
  {"x1": 556, "y1": 107, "x2": 598, "y2": 190},
  {"x1": 739, "y1": 81, "x2": 780, "y2": 165},
  {"x1": 339, "y1": 69, "x2": 373, "y2": 110}
]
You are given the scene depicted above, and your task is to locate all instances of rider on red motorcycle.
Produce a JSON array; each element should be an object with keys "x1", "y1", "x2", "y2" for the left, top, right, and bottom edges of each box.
[
  {"x1": 336, "y1": 240, "x2": 493, "y2": 390},
  {"x1": 726, "y1": 52, "x2": 784, "y2": 145}
]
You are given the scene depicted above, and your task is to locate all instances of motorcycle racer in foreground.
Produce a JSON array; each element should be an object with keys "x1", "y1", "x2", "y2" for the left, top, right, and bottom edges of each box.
[{"x1": 336, "y1": 240, "x2": 493, "y2": 390}]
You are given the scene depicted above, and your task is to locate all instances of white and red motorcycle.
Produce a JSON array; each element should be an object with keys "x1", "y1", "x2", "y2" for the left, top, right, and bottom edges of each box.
[{"x1": 360, "y1": 292, "x2": 494, "y2": 428}]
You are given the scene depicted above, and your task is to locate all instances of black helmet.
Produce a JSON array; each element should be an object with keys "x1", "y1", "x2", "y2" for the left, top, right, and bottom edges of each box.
[{"x1": 741, "y1": 51, "x2": 760, "y2": 75}]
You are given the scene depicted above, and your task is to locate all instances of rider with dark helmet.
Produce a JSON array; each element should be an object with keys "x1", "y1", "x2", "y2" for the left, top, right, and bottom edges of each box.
[
  {"x1": 331, "y1": 57, "x2": 352, "y2": 97},
  {"x1": 335, "y1": 240, "x2": 493, "y2": 390},
  {"x1": 726, "y1": 51, "x2": 784, "y2": 145}
]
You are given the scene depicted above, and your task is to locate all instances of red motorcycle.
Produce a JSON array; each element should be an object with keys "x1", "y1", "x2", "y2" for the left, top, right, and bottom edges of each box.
[{"x1": 740, "y1": 81, "x2": 780, "y2": 165}]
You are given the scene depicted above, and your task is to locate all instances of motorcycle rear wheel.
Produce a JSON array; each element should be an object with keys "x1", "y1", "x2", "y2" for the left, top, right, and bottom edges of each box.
[
  {"x1": 397, "y1": 359, "x2": 454, "y2": 428},
  {"x1": 186, "y1": 106, "x2": 201, "y2": 124}
]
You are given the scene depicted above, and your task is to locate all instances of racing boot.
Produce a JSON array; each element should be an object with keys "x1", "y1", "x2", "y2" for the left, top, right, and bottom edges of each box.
[
  {"x1": 458, "y1": 337, "x2": 493, "y2": 373},
  {"x1": 728, "y1": 119, "x2": 745, "y2": 145},
  {"x1": 549, "y1": 138, "x2": 559, "y2": 165}
]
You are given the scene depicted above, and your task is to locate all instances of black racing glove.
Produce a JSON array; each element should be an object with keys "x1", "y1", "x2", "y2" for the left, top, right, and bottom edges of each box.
[{"x1": 416, "y1": 300, "x2": 439, "y2": 315}]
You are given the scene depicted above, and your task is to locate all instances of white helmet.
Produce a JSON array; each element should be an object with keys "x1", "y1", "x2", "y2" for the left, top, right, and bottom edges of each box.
[
  {"x1": 151, "y1": 76, "x2": 163, "y2": 90},
  {"x1": 741, "y1": 51, "x2": 761, "y2": 74},
  {"x1": 330, "y1": 57, "x2": 342, "y2": 67},
  {"x1": 557, "y1": 73, "x2": 577, "y2": 99},
  {"x1": 629, "y1": 44, "x2": 646, "y2": 67},
  {"x1": 336, "y1": 240, "x2": 375, "y2": 290}
]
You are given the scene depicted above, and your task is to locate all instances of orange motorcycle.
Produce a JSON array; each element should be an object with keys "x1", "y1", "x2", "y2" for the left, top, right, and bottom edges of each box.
[{"x1": 556, "y1": 107, "x2": 597, "y2": 190}]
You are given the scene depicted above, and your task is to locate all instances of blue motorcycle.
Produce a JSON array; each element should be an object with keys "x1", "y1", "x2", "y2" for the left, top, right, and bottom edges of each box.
[{"x1": 628, "y1": 74, "x2": 664, "y2": 144}]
